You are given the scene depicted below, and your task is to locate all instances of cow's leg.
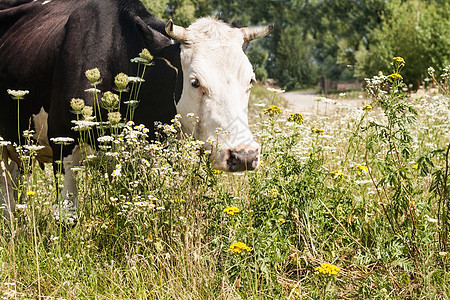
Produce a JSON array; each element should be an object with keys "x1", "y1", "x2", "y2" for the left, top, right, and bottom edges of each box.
[
  {"x1": 52, "y1": 144, "x2": 84, "y2": 224},
  {"x1": 0, "y1": 147, "x2": 19, "y2": 221}
]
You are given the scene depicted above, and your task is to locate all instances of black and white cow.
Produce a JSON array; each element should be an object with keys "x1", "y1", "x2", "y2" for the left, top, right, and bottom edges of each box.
[{"x1": 0, "y1": 0, "x2": 273, "y2": 219}]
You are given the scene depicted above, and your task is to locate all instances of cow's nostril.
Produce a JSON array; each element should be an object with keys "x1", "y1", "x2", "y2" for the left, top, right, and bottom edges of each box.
[{"x1": 227, "y1": 149, "x2": 259, "y2": 172}]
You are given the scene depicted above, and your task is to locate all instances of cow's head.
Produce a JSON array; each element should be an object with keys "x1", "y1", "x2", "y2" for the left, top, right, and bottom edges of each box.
[{"x1": 136, "y1": 17, "x2": 273, "y2": 171}]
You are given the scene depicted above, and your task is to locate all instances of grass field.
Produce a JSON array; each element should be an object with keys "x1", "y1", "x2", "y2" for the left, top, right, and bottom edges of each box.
[{"x1": 1, "y1": 59, "x2": 449, "y2": 299}]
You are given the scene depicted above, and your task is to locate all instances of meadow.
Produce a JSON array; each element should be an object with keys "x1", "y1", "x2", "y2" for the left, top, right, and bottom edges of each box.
[{"x1": 1, "y1": 58, "x2": 449, "y2": 299}]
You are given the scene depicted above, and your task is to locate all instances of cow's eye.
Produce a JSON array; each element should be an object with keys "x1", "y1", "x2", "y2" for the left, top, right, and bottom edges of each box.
[{"x1": 191, "y1": 78, "x2": 200, "y2": 88}]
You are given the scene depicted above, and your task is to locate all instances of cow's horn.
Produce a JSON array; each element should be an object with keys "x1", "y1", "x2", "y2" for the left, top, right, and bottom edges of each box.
[
  {"x1": 165, "y1": 19, "x2": 187, "y2": 42},
  {"x1": 241, "y1": 24, "x2": 274, "y2": 43}
]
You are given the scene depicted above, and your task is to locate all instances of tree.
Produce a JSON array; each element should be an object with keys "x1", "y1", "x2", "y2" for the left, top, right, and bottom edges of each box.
[
  {"x1": 141, "y1": 0, "x2": 167, "y2": 19},
  {"x1": 355, "y1": 0, "x2": 450, "y2": 85},
  {"x1": 247, "y1": 43, "x2": 269, "y2": 82},
  {"x1": 275, "y1": 25, "x2": 319, "y2": 90}
]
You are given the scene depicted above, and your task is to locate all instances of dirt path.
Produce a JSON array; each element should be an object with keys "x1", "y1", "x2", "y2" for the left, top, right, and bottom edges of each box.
[{"x1": 281, "y1": 91, "x2": 366, "y2": 114}]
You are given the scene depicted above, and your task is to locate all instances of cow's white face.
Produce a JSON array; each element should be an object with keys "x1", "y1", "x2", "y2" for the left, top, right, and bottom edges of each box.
[{"x1": 167, "y1": 18, "x2": 272, "y2": 171}]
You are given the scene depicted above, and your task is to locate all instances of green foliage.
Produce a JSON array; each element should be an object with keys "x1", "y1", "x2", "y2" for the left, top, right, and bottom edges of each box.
[
  {"x1": 140, "y1": 0, "x2": 167, "y2": 18},
  {"x1": 355, "y1": 0, "x2": 450, "y2": 86},
  {"x1": 275, "y1": 26, "x2": 319, "y2": 89},
  {"x1": 247, "y1": 44, "x2": 269, "y2": 82}
]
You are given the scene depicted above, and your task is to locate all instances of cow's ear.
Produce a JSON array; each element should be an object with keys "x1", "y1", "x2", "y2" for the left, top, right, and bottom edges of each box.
[{"x1": 134, "y1": 16, "x2": 174, "y2": 56}]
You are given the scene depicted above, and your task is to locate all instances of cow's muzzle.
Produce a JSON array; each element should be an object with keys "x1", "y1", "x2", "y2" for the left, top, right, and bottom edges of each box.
[{"x1": 226, "y1": 147, "x2": 259, "y2": 172}]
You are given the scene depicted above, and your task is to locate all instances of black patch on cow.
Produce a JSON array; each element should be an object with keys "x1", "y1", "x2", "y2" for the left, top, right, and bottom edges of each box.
[{"x1": 0, "y1": 0, "x2": 182, "y2": 160}]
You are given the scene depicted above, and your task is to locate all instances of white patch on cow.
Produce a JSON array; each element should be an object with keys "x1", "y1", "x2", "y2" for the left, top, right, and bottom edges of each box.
[
  {"x1": 42, "y1": 0, "x2": 51, "y2": 5},
  {"x1": 52, "y1": 144, "x2": 92, "y2": 224},
  {"x1": 175, "y1": 17, "x2": 259, "y2": 170},
  {"x1": 32, "y1": 107, "x2": 53, "y2": 163},
  {"x1": 0, "y1": 159, "x2": 19, "y2": 220}
]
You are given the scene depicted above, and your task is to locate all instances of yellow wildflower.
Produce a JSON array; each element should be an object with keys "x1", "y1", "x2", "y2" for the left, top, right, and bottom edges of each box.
[
  {"x1": 287, "y1": 113, "x2": 304, "y2": 125},
  {"x1": 264, "y1": 105, "x2": 282, "y2": 116},
  {"x1": 27, "y1": 191, "x2": 35, "y2": 196},
  {"x1": 223, "y1": 206, "x2": 239, "y2": 216},
  {"x1": 315, "y1": 263, "x2": 340, "y2": 275},
  {"x1": 412, "y1": 164, "x2": 419, "y2": 170},
  {"x1": 330, "y1": 169, "x2": 344, "y2": 178},
  {"x1": 173, "y1": 197, "x2": 185, "y2": 202},
  {"x1": 362, "y1": 104, "x2": 372, "y2": 111},
  {"x1": 355, "y1": 164, "x2": 368, "y2": 173},
  {"x1": 269, "y1": 188, "x2": 279, "y2": 198},
  {"x1": 229, "y1": 242, "x2": 251, "y2": 254},
  {"x1": 311, "y1": 128, "x2": 324, "y2": 135},
  {"x1": 387, "y1": 73, "x2": 403, "y2": 83},
  {"x1": 391, "y1": 57, "x2": 405, "y2": 68}
]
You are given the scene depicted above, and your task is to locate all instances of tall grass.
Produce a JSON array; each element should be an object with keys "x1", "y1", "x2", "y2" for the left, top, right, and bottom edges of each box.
[{"x1": 1, "y1": 59, "x2": 449, "y2": 299}]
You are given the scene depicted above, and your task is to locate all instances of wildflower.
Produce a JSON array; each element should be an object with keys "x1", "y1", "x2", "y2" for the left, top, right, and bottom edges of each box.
[
  {"x1": 97, "y1": 135, "x2": 114, "y2": 143},
  {"x1": 71, "y1": 120, "x2": 97, "y2": 131},
  {"x1": 269, "y1": 188, "x2": 279, "y2": 198},
  {"x1": 50, "y1": 137, "x2": 75, "y2": 145},
  {"x1": 213, "y1": 169, "x2": 222, "y2": 175},
  {"x1": 264, "y1": 105, "x2": 282, "y2": 116},
  {"x1": 108, "y1": 111, "x2": 121, "y2": 125},
  {"x1": 141, "y1": 158, "x2": 151, "y2": 167},
  {"x1": 315, "y1": 263, "x2": 340, "y2": 275},
  {"x1": 127, "y1": 77, "x2": 145, "y2": 83},
  {"x1": 223, "y1": 206, "x2": 239, "y2": 216},
  {"x1": 412, "y1": 164, "x2": 419, "y2": 170},
  {"x1": 427, "y1": 67, "x2": 435, "y2": 76},
  {"x1": 111, "y1": 164, "x2": 122, "y2": 177},
  {"x1": 114, "y1": 73, "x2": 129, "y2": 91},
  {"x1": 130, "y1": 181, "x2": 139, "y2": 188},
  {"x1": 362, "y1": 104, "x2": 372, "y2": 111},
  {"x1": 22, "y1": 130, "x2": 34, "y2": 138},
  {"x1": 311, "y1": 128, "x2": 324, "y2": 135},
  {"x1": 82, "y1": 106, "x2": 93, "y2": 119},
  {"x1": 267, "y1": 87, "x2": 285, "y2": 93},
  {"x1": 70, "y1": 98, "x2": 85, "y2": 113},
  {"x1": 330, "y1": 169, "x2": 344, "y2": 178},
  {"x1": 0, "y1": 137, "x2": 11, "y2": 147},
  {"x1": 390, "y1": 57, "x2": 405, "y2": 68},
  {"x1": 84, "y1": 88, "x2": 101, "y2": 93},
  {"x1": 355, "y1": 164, "x2": 368, "y2": 173},
  {"x1": 85, "y1": 68, "x2": 101, "y2": 84},
  {"x1": 23, "y1": 145, "x2": 45, "y2": 152},
  {"x1": 102, "y1": 91, "x2": 120, "y2": 111},
  {"x1": 139, "y1": 48, "x2": 153, "y2": 64},
  {"x1": 27, "y1": 191, "x2": 36, "y2": 196},
  {"x1": 287, "y1": 113, "x2": 304, "y2": 125},
  {"x1": 277, "y1": 218, "x2": 285, "y2": 224},
  {"x1": 229, "y1": 242, "x2": 251, "y2": 254},
  {"x1": 387, "y1": 73, "x2": 403, "y2": 83},
  {"x1": 7, "y1": 89, "x2": 29, "y2": 100},
  {"x1": 173, "y1": 197, "x2": 185, "y2": 202}
]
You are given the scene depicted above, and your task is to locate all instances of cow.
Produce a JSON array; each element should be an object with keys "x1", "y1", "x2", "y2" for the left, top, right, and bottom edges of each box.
[{"x1": 0, "y1": 0, "x2": 273, "y2": 221}]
